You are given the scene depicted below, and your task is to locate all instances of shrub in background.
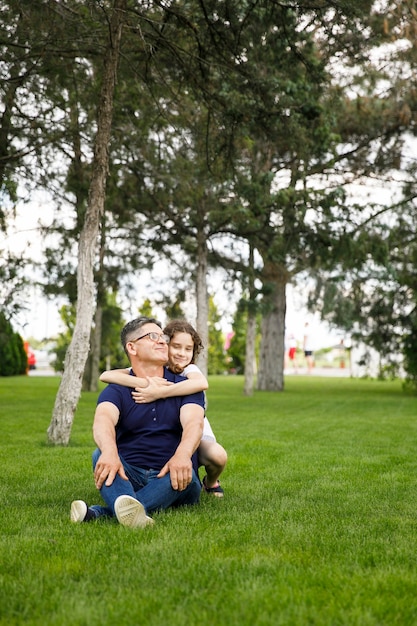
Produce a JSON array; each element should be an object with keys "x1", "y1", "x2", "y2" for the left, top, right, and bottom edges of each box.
[{"x1": 0, "y1": 311, "x2": 27, "y2": 376}]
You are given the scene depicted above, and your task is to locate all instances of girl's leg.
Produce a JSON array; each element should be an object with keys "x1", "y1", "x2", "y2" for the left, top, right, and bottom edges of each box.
[{"x1": 198, "y1": 440, "x2": 227, "y2": 491}]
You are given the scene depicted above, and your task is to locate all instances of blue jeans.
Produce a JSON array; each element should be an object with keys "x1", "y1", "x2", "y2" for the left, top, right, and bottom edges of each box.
[{"x1": 90, "y1": 448, "x2": 201, "y2": 519}]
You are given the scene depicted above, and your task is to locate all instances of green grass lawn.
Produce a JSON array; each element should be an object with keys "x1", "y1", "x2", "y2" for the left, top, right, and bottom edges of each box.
[{"x1": 1, "y1": 375, "x2": 417, "y2": 626}]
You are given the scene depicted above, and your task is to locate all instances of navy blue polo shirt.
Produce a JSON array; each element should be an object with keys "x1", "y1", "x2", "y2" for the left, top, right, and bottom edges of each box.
[{"x1": 97, "y1": 366, "x2": 205, "y2": 472}]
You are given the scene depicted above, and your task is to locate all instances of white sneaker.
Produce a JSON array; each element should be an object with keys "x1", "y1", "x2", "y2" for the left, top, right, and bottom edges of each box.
[
  {"x1": 114, "y1": 495, "x2": 154, "y2": 528},
  {"x1": 70, "y1": 500, "x2": 88, "y2": 523}
]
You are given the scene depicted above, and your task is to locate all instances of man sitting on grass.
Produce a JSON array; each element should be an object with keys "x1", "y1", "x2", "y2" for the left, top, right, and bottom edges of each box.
[{"x1": 70, "y1": 316, "x2": 205, "y2": 528}]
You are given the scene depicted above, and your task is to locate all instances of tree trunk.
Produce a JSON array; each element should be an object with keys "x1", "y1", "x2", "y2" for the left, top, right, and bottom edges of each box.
[
  {"x1": 244, "y1": 310, "x2": 256, "y2": 396},
  {"x1": 47, "y1": 0, "x2": 126, "y2": 445},
  {"x1": 83, "y1": 303, "x2": 103, "y2": 392},
  {"x1": 89, "y1": 303, "x2": 103, "y2": 392},
  {"x1": 257, "y1": 265, "x2": 287, "y2": 391},
  {"x1": 195, "y1": 230, "x2": 208, "y2": 377},
  {"x1": 244, "y1": 244, "x2": 257, "y2": 396},
  {"x1": 85, "y1": 221, "x2": 107, "y2": 392}
]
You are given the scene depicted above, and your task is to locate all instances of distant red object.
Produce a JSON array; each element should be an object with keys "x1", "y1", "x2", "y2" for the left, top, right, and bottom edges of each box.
[
  {"x1": 24, "y1": 341, "x2": 37, "y2": 371},
  {"x1": 28, "y1": 350, "x2": 36, "y2": 368}
]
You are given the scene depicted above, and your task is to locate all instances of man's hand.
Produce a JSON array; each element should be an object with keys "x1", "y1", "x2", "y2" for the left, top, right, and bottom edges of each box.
[
  {"x1": 131, "y1": 376, "x2": 174, "y2": 403},
  {"x1": 157, "y1": 450, "x2": 192, "y2": 491},
  {"x1": 157, "y1": 402, "x2": 204, "y2": 490},
  {"x1": 94, "y1": 450, "x2": 128, "y2": 489}
]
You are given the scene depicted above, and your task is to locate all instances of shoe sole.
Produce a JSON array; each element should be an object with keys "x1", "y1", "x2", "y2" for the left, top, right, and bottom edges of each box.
[
  {"x1": 204, "y1": 490, "x2": 224, "y2": 498},
  {"x1": 70, "y1": 500, "x2": 87, "y2": 523},
  {"x1": 114, "y1": 495, "x2": 154, "y2": 528}
]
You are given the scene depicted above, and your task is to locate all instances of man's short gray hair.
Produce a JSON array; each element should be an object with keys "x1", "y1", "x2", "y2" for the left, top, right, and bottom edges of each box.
[{"x1": 121, "y1": 316, "x2": 162, "y2": 355}]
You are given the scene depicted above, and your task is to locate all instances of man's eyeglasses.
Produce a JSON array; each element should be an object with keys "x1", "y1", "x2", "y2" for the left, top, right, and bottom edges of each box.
[{"x1": 131, "y1": 332, "x2": 170, "y2": 344}]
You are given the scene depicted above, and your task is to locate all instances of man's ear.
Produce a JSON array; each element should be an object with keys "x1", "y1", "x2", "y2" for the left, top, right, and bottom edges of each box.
[{"x1": 126, "y1": 342, "x2": 137, "y2": 358}]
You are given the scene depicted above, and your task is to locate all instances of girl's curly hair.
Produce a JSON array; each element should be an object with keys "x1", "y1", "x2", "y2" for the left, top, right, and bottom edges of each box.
[{"x1": 163, "y1": 319, "x2": 204, "y2": 374}]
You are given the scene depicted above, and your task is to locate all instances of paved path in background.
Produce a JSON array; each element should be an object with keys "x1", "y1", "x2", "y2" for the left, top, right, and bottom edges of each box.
[
  {"x1": 28, "y1": 368, "x2": 60, "y2": 377},
  {"x1": 285, "y1": 367, "x2": 351, "y2": 377}
]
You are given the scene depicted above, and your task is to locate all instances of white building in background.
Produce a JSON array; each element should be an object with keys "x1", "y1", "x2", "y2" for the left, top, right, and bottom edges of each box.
[
  {"x1": 348, "y1": 342, "x2": 405, "y2": 379},
  {"x1": 349, "y1": 342, "x2": 380, "y2": 378}
]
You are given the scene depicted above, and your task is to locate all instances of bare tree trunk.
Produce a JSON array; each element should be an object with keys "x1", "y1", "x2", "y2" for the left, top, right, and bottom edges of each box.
[
  {"x1": 47, "y1": 0, "x2": 126, "y2": 445},
  {"x1": 88, "y1": 303, "x2": 103, "y2": 393},
  {"x1": 244, "y1": 244, "x2": 257, "y2": 396},
  {"x1": 86, "y1": 221, "x2": 107, "y2": 392},
  {"x1": 244, "y1": 310, "x2": 256, "y2": 396},
  {"x1": 195, "y1": 231, "x2": 208, "y2": 377},
  {"x1": 257, "y1": 264, "x2": 287, "y2": 391}
]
